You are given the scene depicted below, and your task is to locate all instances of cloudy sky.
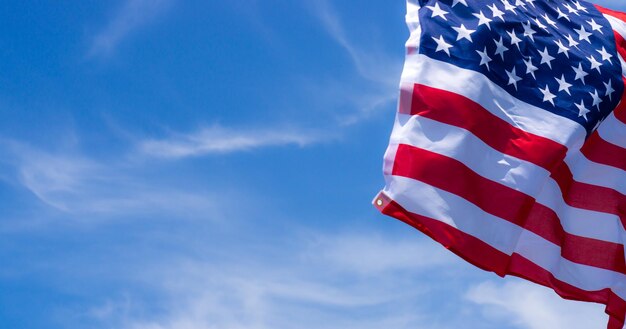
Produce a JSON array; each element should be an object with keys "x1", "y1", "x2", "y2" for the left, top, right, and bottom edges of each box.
[{"x1": 1, "y1": 1, "x2": 625, "y2": 328}]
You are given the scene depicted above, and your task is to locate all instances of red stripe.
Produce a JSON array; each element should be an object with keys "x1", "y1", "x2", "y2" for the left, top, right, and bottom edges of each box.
[
  {"x1": 392, "y1": 144, "x2": 626, "y2": 274},
  {"x1": 581, "y1": 132, "x2": 626, "y2": 171},
  {"x1": 405, "y1": 84, "x2": 568, "y2": 170},
  {"x1": 550, "y1": 161, "x2": 626, "y2": 225},
  {"x1": 377, "y1": 195, "x2": 626, "y2": 329},
  {"x1": 407, "y1": 84, "x2": 626, "y2": 225}
]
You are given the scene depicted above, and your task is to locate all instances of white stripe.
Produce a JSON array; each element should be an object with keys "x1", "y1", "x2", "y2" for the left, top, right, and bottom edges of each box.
[
  {"x1": 534, "y1": 179, "x2": 624, "y2": 243},
  {"x1": 566, "y1": 148, "x2": 626, "y2": 197},
  {"x1": 400, "y1": 54, "x2": 626, "y2": 198},
  {"x1": 602, "y1": 13, "x2": 626, "y2": 76},
  {"x1": 405, "y1": 0, "x2": 420, "y2": 49},
  {"x1": 567, "y1": 110, "x2": 626, "y2": 198},
  {"x1": 619, "y1": 55, "x2": 626, "y2": 78},
  {"x1": 400, "y1": 54, "x2": 587, "y2": 148},
  {"x1": 389, "y1": 114, "x2": 625, "y2": 243},
  {"x1": 390, "y1": 114, "x2": 548, "y2": 196},
  {"x1": 406, "y1": 0, "x2": 420, "y2": 26},
  {"x1": 383, "y1": 175, "x2": 626, "y2": 299},
  {"x1": 382, "y1": 143, "x2": 398, "y2": 177},
  {"x1": 603, "y1": 13, "x2": 626, "y2": 40},
  {"x1": 597, "y1": 111, "x2": 626, "y2": 151},
  {"x1": 565, "y1": 112, "x2": 626, "y2": 198}
]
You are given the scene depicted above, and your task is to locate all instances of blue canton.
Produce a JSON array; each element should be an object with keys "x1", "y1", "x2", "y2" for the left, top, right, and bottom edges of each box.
[{"x1": 417, "y1": 0, "x2": 624, "y2": 134}]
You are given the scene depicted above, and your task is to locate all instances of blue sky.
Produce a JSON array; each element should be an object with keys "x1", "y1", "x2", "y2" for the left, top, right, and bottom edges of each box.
[{"x1": 1, "y1": 1, "x2": 625, "y2": 328}]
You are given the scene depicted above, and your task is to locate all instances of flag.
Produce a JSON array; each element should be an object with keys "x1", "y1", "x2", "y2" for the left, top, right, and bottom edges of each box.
[{"x1": 373, "y1": 0, "x2": 626, "y2": 328}]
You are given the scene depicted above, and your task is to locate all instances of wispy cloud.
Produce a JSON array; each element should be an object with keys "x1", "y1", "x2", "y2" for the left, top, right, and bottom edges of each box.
[
  {"x1": 139, "y1": 124, "x2": 329, "y2": 159},
  {"x1": 305, "y1": 0, "x2": 403, "y2": 124},
  {"x1": 83, "y1": 231, "x2": 458, "y2": 329},
  {"x1": 308, "y1": 0, "x2": 401, "y2": 87},
  {"x1": 306, "y1": 233, "x2": 457, "y2": 275},
  {"x1": 0, "y1": 139, "x2": 220, "y2": 220},
  {"x1": 466, "y1": 280, "x2": 607, "y2": 329},
  {"x1": 0, "y1": 121, "x2": 327, "y2": 221},
  {"x1": 88, "y1": 0, "x2": 172, "y2": 58}
]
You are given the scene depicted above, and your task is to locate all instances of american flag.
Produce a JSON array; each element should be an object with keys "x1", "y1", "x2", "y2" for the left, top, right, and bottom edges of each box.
[{"x1": 373, "y1": 0, "x2": 626, "y2": 328}]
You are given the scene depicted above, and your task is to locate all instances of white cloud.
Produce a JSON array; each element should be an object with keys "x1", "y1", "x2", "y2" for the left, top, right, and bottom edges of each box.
[
  {"x1": 466, "y1": 280, "x2": 607, "y2": 329},
  {"x1": 0, "y1": 140, "x2": 220, "y2": 219},
  {"x1": 0, "y1": 121, "x2": 327, "y2": 222},
  {"x1": 306, "y1": 233, "x2": 458, "y2": 275},
  {"x1": 307, "y1": 0, "x2": 401, "y2": 87},
  {"x1": 85, "y1": 231, "x2": 461, "y2": 329},
  {"x1": 88, "y1": 0, "x2": 172, "y2": 58},
  {"x1": 304, "y1": 0, "x2": 403, "y2": 124},
  {"x1": 139, "y1": 125, "x2": 329, "y2": 159}
]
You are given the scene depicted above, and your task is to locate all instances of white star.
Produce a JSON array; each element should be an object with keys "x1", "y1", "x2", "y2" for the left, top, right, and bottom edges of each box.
[
  {"x1": 494, "y1": 36, "x2": 509, "y2": 60},
  {"x1": 565, "y1": 34, "x2": 579, "y2": 48},
  {"x1": 572, "y1": 63, "x2": 589, "y2": 84},
  {"x1": 575, "y1": 100, "x2": 590, "y2": 120},
  {"x1": 526, "y1": 0, "x2": 536, "y2": 7},
  {"x1": 476, "y1": 47, "x2": 492, "y2": 71},
  {"x1": 556, "y1": 7, "x2": 570, "y2": 21},
  {"x1": 515, "y1": 0, "x2": 526, "y2": 7},
  {"x1": 507, "y1": 29, "x2": 522, "y2": 50},
  {"x1": 522, "y1": 21, "x2": 536, "y2": 41},
  {"x1": 604, "y1": 79, "x2": 616, "y2": 100},
  {"x1": 539, "y1": 85, "x2": 556, "y2": 106},
  {"x1": 575, "y1": 26, "x2": 592, "y2": 43},
  {"x1": 432, "y1": 35, "x2": 453, "y2": 56},
  {"x1": 542, "y1": 13, "x2": 557, "y2": 28},
  {"x1": 573, "y1": 0, "x2": 588, "y2": 13},
  {"x1": 587, "y1": 18, "x2": 603, "y2": 34},
  {"x1": 473, "y1": 11, "x2": 492, "y2": 30},
  {"x1": 502, "y1": 0, "x2": 517, "y2": 13},
  {"x1": 534, "y1": 17, "x2": 548, "y2": 31},
  {"x1": 538, "y1": 47, "x2": 555, "y2": 69},
  {"x1": 523, "y1": 57, "x2": 538, "y2": 79},
  {"x1": 554, "y1": 39, "x2": 570, "y2": 58},
  {"x1": 452, "y1": 0, "x2": 468, "y2": 7},
  {"x1": 597, "y1": 46, "x2": 613, "y2": 62},
  {"x1": 555, "y1": 74, "x2": 573, "y2": 95},
  {"x1": 506, "y1": 67, "x2": 523, "y2": 90},
  {"x1": 589, "y1": 89, "x2": 603, "y2": 110},
  {"x1": 564, "y1": 3, "x2": 579, "y2": 16},
  {"x1": 453, "y1": 24, "x2": 476, "y2": 42},
  {"x1": 587, "y1": 55, "x2": 602, "y2": 73},
  {"x1": 488, "y1": 3, "x2": 505, "y2": 21},
  {"x1": 426, "y1": 2, "x2": 449, "y2": 20}
]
